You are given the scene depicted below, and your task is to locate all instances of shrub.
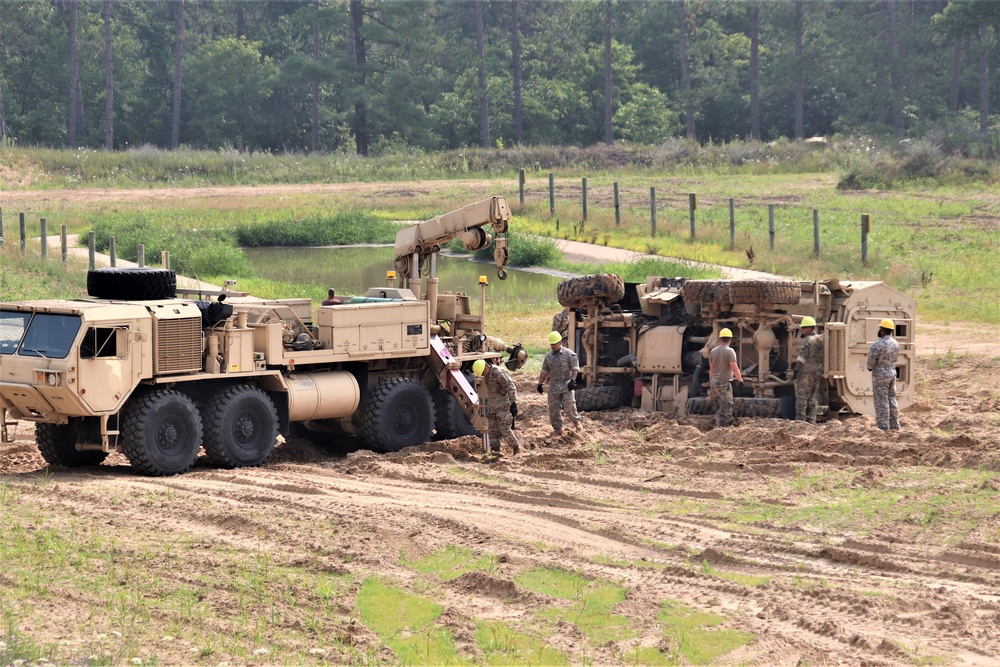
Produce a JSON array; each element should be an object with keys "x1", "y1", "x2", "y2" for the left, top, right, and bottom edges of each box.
[
  {"x1": 235, "y1": 210, "x2": 396, "y2": 246},
  {"x1": 469, "y1": 229, "x2": 560, "y2": 267}
]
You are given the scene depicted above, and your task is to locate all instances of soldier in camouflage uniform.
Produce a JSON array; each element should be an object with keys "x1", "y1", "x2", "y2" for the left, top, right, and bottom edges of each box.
[
  {"x1": 867, "y1": 319, "x2": 901, "y2": 431},
  {"x1": 793, "y1": 316, "x2": 824, "y2": 423},
  {"x1": 473, "y1": 359, "x2": 520, "y2": 455},
  {"x1": 552, "y1": 307, "x2": 570, "y2": 340},
  {"x1": 708, "y1": 328, "x2": 743, "y2": 427},
  {"x1": 537, "y1": 331, "x2": 582, "y2": 437}
]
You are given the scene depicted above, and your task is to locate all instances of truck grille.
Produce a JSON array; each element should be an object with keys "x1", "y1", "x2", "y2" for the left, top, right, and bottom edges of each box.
[
  {"x1": 155, "y1": 317, "x2": 203, "y2": 374},
  {"x1": 824, "y1": 323, "x2": 846, "y2": 378}
]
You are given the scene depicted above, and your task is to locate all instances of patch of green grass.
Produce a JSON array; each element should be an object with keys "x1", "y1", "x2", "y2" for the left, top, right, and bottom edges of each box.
[
  {"x1": 516, "y1": 566, "x2": 635, "y2": 646},
  {"x1": 658, "y1": 600, "x2": 754, "y2": 665},
  {"x1": 405, "y1": 545, "x2": 496, "y2": 582},
  {"x1": 355, "y1": 578, "x2": 467, "y2": 665},
  {"x1": 0, "y1": 247, "x2": 89, "y2": 301},
  {"x1": 475, "y1": 620, "x2": 569, "y2": 666}
]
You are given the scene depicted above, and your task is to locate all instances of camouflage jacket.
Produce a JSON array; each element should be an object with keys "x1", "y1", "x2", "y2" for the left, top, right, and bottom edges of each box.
[
  {"x1": 481, "y1": 365, "x2": 517, "y2": 409},
  {"x1": 542, "y1": 346, "x2": 580, "y2": 386},
  {"x1": 866, "y1": 335, "x2": 899, "y2": 382},
  {"x1": 796, "y1": 333, "x2": 825, "y2": 374},
  {"x1": 552, "y1": 310, "x2": 569, "y2": 335}
]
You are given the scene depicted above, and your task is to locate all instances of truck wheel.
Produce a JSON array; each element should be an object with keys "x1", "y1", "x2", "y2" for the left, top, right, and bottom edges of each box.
[
  {"x1": 202, "y1": 386, "x2": 278, "y2": 468},
  {"x1": 681, "y1": 280, "x2": 732, "y2": 305},
  {"x1": 87, "y1": 267, "x2": 177, "y2": 301},
  {"x1": 575, "y1": 384, "x2": 631, "y2": 412},
  {"x1": 35, "y1": 422, "x2": 108, "y2": 467},
  {"x1": 360, "y1": 378, "x2": 435, "y2": 453},
  {"x1": 684, "y1": 397, "x2": 715, "y2": 415},
  {"x1": 557, "y1": 274, "x2": 625, "y2": 309},
  {"x1": 736, "y1": 397, "x2": 784, "y2": 418},
  {"x1": 433, "y1": 389, "x2": 479, "y2": 440},
  {"x1": 120, "y1": 390, "x2": 203, "y2": 476},
  {"x1": 729, "y1": 280, "x2": 801, "y2": 305}
]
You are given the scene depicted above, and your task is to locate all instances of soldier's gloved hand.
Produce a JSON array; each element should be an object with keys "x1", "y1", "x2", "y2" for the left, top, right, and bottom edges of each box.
[
  {"x1": 510, "y1": 403, "x2": 518, "y2": 417},
  {"x1": 793, "y1": 368, "x2": 799, "y2": 380},
  {"x1": 567, "y1": 379, "x2": 577, "y2": 391},
  {"x1": 536, "y1": 383, "x2": 544, "y2": 394}
]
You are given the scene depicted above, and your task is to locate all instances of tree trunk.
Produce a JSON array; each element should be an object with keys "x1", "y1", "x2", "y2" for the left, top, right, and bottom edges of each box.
[
  {"x1": 349, "y1": 0, "x2": 368, "y2": 156},
  {"x1": 171, "y1": 0, "x2": 186, "y2": 150},
  {"x1": 68, "y1": 0, "x2": 79, "y2": 148},
  {"x1": 476, "y1": 0, "x2": 490, "y2": 148},
  {"x1": 603, "y1": 0, "x2": 613, "y2": 144},
  {"x1": 978, "y1": 25, "x2": 989, "y2": 134},
  {"x1": 794, "y1": 0, "x2": 804, "y2": 139},
  {"x1": 888, "y1": 0, "x2": 904, "y2": 135},
  {"x1": 103, "y1": 0, "x2": 114, "y2": 150},
  {"x1": 311, "y1": 0, "x2": 320, "y2": 153},
  {"x1": 948, "y1": 36, "x2": 963, "y2": 114},
  {"x1": 512, "y1": 0, "x2": 522, "y2": 146},
  {"x1": 236, "y1": 2, "x2": 245, "y2": 38},
  {"x1": 677, "y1": 0, "x2": 695, "y2": 140},
  {"x1": 0, "y1": 78, "x2": 9, "y2": 140},
  {"x1": 749, "y1": 2, "x2": 760, "y2": 141}
]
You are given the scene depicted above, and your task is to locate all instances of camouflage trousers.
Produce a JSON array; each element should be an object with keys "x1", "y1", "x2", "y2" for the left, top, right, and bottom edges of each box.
[
  {"x1": 795, "y1": 372, "x2": 821, "y2": 423},
  {"x1": 487, "y1": 408, "x2": 519, "y2": 452},
  {"x1": 547, "y1": 388, "x2": 581, "y2": 431},
  {"x1": 872, "y1": 376, "x2": 900, "y2": 430},
  {"x1": 709, "y1": 379, "x2": 734, "y2": 427}
]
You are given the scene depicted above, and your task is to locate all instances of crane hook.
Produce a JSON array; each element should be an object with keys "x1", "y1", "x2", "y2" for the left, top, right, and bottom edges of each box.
[{"x1": 497, "y1": 269, "x2": 508, "y2": 281}]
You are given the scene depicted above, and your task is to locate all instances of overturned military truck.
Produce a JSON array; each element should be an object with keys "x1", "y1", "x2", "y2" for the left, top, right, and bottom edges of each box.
[{"x1": 557, "y1": 275, "x2": 915, "y2": 421}]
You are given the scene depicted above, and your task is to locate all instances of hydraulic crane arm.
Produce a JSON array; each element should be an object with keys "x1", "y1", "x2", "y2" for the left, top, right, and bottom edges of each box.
[{"x1": 394, "y1": 196, "x2": 511, "y2": 281}]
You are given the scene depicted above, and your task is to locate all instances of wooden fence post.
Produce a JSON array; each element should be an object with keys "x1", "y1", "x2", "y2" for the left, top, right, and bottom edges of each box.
[
  {"x1": 161, "y1": 250, "x2": 170, "y2": 269},
  {"x1": 60, "y1": 225, "x2": 67, "y2": 263},
  {"x1": 109, "y1": 236, "x2": 116, "y2": 267},
  {"x1": 40, "y1": 218, "x2": 47, "y2": 259},
  {"x1": 728, "y1": 198, "x2": 735, "y2": 250},
  {"x1": 689, "y1": 193, "x2": 697, "y2": 239},
  {"x1": 861, "y1": 214, "x2": 870, "y2": 266},
  {"x1": 548, "y1": 173, "x2": 555, "y2": 215},
  {"x1": 613, "y1": 182, "x2": 621, "y2": 227},
  {"x1": 88, "y1": 231, "x2": 96, "y2": 270},
  {"x1": 650, "y1": 187, "x2": 657, "y2": 237},
  {"x1": 19, "y1": 213, "x2": 26, "y2": 253},
  {"x1": 581, "y1": 177, "x2": 588, "y2": 222},
  {"x1": 138, "y1": 244, "x2": 145, "y2": 267},
  {"x1": 768, "y1": 204, "x2": 775, "y2": 250},
  {"x1": 813, "y1": 209, "x2": 820, "y2": 258},
  {"x1": 518, "y1": 168, "x2": 525, "y2": 208}
]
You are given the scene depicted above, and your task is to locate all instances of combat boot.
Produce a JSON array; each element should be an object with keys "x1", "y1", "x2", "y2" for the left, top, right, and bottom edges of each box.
[
  {"x1": 546, "y1": 428, "x2": 563, "y2": 439},
  {"x1": 573, "y1": 420, "x2": 582, "y2": 432}
]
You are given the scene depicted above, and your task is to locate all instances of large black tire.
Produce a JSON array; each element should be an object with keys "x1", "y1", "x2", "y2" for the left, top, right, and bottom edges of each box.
[
  {"x1": 737, "y1": 397, "x2": 784, "y2": 418},
  {"x1": 575, "y1": 384, "x2": 631, "y2": 412},
  {"x1": 685, "y1": 397, "x2": 715, "y2": 415},
  {"x1": 729, "y1": 280, "x2": 801, "y2": 306},
  {"x1": 681, "y1": 280, "x2": 733, "y2": 305},
  {"x1": 87, "y1": 267, "x2": 176, "y2": 301},
  {"x1": 36, "y1": 422, "x2": 108, "y2": 467},
  {"x1": 202, "y1": 386, "x2": 278, "y2": 468},
  {"x1": 119, "y1": 390, "x2": 203, "y2": 476},
  {"x1": 360, "y1": 378, "x2": 435, "y2": 453},
  {"x1": 433, "y1": 389, "x2": 479, "y2": 440},
  {"x1": 557, "y1": 274, "x2": 625, "y2": 309}
]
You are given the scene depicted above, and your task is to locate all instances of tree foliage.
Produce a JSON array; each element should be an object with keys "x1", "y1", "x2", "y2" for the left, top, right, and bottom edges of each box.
[{"x1": 0, "y1": 0, "x2": 995, "y2": 152}]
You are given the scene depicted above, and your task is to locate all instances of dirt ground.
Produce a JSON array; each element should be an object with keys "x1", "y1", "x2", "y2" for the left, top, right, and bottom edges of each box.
[{"x1": 2, "y1": 349, "x2": 999, "y2": 666}]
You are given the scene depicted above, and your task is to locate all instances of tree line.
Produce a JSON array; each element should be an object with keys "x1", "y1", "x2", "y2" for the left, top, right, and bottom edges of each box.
[{"x1": 0, "y1": 0, "x2": 996, "y2": 155}]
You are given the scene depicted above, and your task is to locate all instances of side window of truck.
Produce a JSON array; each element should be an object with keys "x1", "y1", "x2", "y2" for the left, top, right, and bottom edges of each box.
[{"x1": 80, "y1": 327, "x2": 126, "y2": 359}]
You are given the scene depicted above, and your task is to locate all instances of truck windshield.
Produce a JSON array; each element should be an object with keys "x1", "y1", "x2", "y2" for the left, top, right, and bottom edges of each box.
[
  {"x1": 0, "y1": 310, "x2": 32, "y2": 355},
  {"x1": 14, "y1": 312, "x2": 82, "y2": 359}
]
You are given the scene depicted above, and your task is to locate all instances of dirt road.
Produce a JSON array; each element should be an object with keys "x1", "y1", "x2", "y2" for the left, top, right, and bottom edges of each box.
[{"x1": 2, "y1": 352, "x2": 998, "y2": 666}]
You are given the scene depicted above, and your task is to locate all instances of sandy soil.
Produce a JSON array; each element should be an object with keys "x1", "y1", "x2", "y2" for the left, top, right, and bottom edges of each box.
[{"x1": 2, "y1": 352, "x2": 998, "y2": 665}]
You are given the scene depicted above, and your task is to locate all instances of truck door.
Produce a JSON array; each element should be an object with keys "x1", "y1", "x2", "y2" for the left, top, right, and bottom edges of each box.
[{"x1": 78, "y1": 325, "x2": 135, "y2": 412}]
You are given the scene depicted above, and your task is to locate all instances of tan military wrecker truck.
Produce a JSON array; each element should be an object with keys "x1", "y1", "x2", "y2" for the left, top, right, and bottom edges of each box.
[
  {"x1": 556, "y1": 275, "x2": 915, "y2": 420},
  {"x1": 0, "y1": 197, "x2": 523, "y2": 475}
]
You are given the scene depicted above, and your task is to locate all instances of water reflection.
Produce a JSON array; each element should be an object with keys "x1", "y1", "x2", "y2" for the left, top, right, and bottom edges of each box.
[{"x1": 243, "y1": 246, "x2": 562, "y2": 307}]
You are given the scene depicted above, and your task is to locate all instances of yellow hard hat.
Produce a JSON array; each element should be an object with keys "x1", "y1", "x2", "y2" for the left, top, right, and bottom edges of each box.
[
  {"x1": 880, "y1": 318, "x2": 895, "y2": 330},
  {"x1": 719, "y1": 328, "x2": 733, "y2": 339},
  {"x1": 801, "y1": 316, "x2": 817, "y2": 328},
  {"x1": 472, "y1": 359, "x2": 487, "y2": 377},
  {"x1": 548, "y1": 331, "x2": 563, "y2": 345}
]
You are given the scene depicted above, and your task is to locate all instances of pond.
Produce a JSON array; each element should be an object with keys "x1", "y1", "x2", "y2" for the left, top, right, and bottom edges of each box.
[{"x1": 243, "y1": 246, "x2": 564, "y2": 308}]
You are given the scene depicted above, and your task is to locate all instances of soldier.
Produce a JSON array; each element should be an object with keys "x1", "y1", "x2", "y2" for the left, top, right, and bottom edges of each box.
[
  {"x1": 867, "y1": 318, "x2": 901, "y2": 431},
  {"x1": 793, "y1": 315, "x2": 824, "y2": 423},
  {"x1": 321, "y1": 288, "x2": 342, "y2": 306},
  {"x1": 708, "y1": 328, "x2": 743, "y2": 427},
  {"x1": 552, "y1": 306, "x2": 570, "y2": 340},
  {"x1": 537, "y1": 331, "x2": 582, "y2": 437},
  {"x1": 473, "y1": 358, "x2": 520, "y2": 456}
]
